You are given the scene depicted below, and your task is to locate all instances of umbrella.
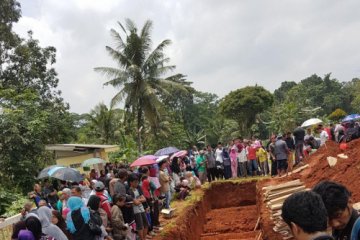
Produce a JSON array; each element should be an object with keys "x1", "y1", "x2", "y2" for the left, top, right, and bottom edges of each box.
[
  {"x1": 37, "y1": 165, "x2": 64, "y2": 179},
  {"x1": 154, "y1": 147, "x2": 180, "y2": 156},
  {"x1": 301, "y1": 118, "x2": 323, "y2": 128},
  {"x1": 171, "y1": 150, "x2": 188, "y2": 159},
  {"x1": 48, "y1": 167, "x2": 84, "y2": 182},
  {"x1": 130, "y1": 155, "x2": 157, "y2": 167},
  {"x1": 156, "y1": 155, "x2": 169, "y2": 163},
  {"x1": 81, "y1": 158, "x2": 106, "y2": 167},
  {"x1": 342, "y1": 114, "x2": 360, "y2": 122}
]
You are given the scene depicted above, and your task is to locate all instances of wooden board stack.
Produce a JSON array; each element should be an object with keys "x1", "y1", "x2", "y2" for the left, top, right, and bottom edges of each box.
[{"x1": 262, "y1": 180, "x2": 307, "y2": 240}]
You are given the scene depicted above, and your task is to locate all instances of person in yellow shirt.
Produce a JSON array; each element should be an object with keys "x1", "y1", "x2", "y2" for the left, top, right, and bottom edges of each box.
[{"x1": 256, "y1": 146, "x2": 268, "y2": 176}]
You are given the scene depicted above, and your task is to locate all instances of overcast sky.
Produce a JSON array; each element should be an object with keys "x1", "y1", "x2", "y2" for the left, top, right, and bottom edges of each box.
[{"x1": 14, "y1": 0, "x2": 360, "y2": 113}]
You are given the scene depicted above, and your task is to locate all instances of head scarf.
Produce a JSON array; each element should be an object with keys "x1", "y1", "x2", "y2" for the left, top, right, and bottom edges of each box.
[
  {"x1": 18, "y1": 230, "x2": 35, "y2": 240},
  {"x1": 37, "y1": 206, "x2": 68, "y2": 240},
  {"x1": 87, "y1": 195, "x2": 101, "y2": 211},
  {"x1": 66, "y1": 196, "x2": 90, "y2": 233},
  {"x1": 25, "y1": 217, "x2": 42, "y2": 240}
]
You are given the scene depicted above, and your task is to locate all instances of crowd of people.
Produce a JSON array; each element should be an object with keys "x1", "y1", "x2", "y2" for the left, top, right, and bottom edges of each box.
[{"x1": 9, "y1": 119, "x2": 360, "y2": 240}]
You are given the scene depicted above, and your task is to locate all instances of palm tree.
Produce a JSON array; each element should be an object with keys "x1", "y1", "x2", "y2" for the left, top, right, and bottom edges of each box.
[
  {"x1": 87, "y1": 103, "x2": 122, "y2": 144},
  {"x1": 95, "y1": 19, "x2": 187, "y2": 152}
]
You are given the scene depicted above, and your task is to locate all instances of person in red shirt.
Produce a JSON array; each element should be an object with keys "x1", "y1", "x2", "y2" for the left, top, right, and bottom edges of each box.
[
  {"x1": 246, "y1": 141, "x2": 258, "y2": 176},
  {"x1": 94, "y1": 181, "x2": 112, "y2": 221}
]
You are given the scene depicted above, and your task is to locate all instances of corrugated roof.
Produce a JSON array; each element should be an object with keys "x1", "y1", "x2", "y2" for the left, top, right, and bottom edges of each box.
[{"x1": 46, "y1": 144, "x2": 118, "y2": 151}]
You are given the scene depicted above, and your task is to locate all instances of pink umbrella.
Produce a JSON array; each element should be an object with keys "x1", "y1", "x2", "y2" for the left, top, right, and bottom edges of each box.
[
  {"x1": 130, "y1": 155, "x2": 157, "y2": 167},
  {"x1": 171, "y1": 150, "x2": 188, "y2": 159}
]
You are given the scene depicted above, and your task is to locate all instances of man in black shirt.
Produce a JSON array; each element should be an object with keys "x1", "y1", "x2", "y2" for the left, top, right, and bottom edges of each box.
[
  {"x1": 293, "y1": 126, "x2": 305, "y2": 166},
  {"x1": 282, "y1": 191, "x2": 334, "y2": 240},
  {"x1": 313, "y1": 181, "x2": 359, "y2": 240}
]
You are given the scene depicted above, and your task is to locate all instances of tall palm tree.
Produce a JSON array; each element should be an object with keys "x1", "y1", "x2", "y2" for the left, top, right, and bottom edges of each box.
[{"x1": 95, "y1": 19, "x2": 187, "y2": 151}]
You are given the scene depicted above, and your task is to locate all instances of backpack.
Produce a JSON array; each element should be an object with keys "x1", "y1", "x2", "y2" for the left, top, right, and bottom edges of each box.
[{"x1": 88, "y1": 210, "x2": 102, "y2": 236}]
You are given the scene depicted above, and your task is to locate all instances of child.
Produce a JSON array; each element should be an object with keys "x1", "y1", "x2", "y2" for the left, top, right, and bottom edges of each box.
[
  {"x1": 127, "y1": 173, "x2": 149, "y2": 240},
  {"x1": 111, "y1": 194, "x2": 129, "y2": 240}
]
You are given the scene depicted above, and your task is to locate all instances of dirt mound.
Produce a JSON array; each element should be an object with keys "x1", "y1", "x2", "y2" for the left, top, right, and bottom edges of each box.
[
  {"x1": 259, "y1": 138, "x2": 360, "y2": 239},
  {"x1": 299, "y1": 139, "x2": 360, "y2": 201}
]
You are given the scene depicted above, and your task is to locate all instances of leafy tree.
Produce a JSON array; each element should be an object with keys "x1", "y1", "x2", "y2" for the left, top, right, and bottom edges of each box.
[
  {"x1": 0, "y1": 1, "x2": 74, "y2": 192},
  {"x1": 219, "y1": 86, "x2": 273, "y2": 136},
  {"x1": 328, "y1": 108, "x2": 347, "y2": 121},
  {"x1": 95, "y1": 19, "x2": 188, "y2": 151},
  {"x1": 285, "y1": 74, "x2": 350, "y2": 115},
  {"x1": 274, "y1": 81, "x2": 297, "y2": 102}
]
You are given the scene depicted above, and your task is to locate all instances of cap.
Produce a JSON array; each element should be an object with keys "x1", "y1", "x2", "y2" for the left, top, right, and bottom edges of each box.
[{"x1": 94, "y1": 181, "x2": 105, "y2": 191}]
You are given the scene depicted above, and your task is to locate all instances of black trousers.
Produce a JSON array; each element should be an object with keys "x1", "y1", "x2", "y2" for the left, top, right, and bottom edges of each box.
[{"x1": 207, "y1": 168, "x2": 216, "y2": 182}]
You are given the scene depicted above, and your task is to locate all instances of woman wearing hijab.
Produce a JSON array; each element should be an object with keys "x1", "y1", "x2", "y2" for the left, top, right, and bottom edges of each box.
[
  {"x1": 37, "y1": 206, "x2": 68, "y2": 240},
  {"x1": 52, "y1": 210, "x2": 72, "y2": 240},
  {"x1": 24, "y1": 216, "x2": 55, "y2": 240},
  {"x1": 66, "y1": 197, "x2": 96, "y2": 240}
]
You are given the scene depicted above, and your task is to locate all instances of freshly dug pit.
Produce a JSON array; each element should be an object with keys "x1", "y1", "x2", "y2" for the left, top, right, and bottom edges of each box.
[{"x1": 157, "y1": 181, "x2": 261, "y2": 240}]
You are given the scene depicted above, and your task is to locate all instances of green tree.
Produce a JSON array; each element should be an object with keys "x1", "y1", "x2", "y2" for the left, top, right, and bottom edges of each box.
[
  {"x1": 273, "y1": 81, "x2": 297, "y2": 102},
  {"x1": 86, "y1": 103, "x2": 123, "y2": 144},
  {"x1": 0, "y1": 1, "x2": 74, "y2": 192},
  {"x1": 95, "y1": 19, "x2": 187, "y2": 152},
  {"x1": 328, "y1": 108, "x2": 347, "y2": 121},
  {"x1": 219, "y1": 86, "x2": 273, "y2": 136}
]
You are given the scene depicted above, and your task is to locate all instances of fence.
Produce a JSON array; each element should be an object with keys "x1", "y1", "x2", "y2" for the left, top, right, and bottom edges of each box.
[{"x1": 0, "y1": 213, "x2": 21, "y2": 239}]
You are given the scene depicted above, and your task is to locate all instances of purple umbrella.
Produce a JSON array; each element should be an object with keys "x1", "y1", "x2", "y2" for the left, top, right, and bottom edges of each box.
[{"x1": 154, "y1": 147, "x2": 180, "y2": 156}]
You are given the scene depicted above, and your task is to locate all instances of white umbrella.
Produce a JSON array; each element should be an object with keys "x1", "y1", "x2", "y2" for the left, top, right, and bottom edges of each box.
[{"x1": 301, "y1": 118, "x2": 323, "y2": 128}]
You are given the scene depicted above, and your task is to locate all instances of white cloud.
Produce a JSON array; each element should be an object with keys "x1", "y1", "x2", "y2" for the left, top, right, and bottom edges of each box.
[{"x1": 13, "y1": 0, "x2": 360, "y2": 113}]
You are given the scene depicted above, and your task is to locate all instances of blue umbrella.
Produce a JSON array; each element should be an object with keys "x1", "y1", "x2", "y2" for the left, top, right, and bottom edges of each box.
[
  {"x1": 48, "y1": 167, "x2": 84, "y2": 182},
  {"x1": 342, "y1": 114, "x2": 360, "y2": 122},
  {"x1": 154, "y1": 147, "x2": 180, "y2": 156},
  {"x1": 37, "y1": 165, "x2": 65, "y2": 179}
]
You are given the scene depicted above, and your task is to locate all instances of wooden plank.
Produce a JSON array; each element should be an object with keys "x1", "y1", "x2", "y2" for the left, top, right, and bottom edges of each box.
[
  {"x1": 292, "y1": 164, "x2": 309, "y2": 173},
  {"x1": 262, "y1": 179, "x2": 302, "y2": 191},
  {"x1": 265, "y1": 182, "x2": 304, "y2": 197},
  {"x1": 267, "y1": 186, "x2": 306, "y2": 200},
  {"x1": 268, "y1": 193, "x2": 292, "y2": 205},
  {"x1": 254, "y1": 216, "x2": 261, "y2": 231}
]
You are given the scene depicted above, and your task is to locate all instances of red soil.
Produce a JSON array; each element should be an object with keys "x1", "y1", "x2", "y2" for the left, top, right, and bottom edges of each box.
[
  {"x1": 201, "y1": 205, "x2": 259, "y2": 240},
  {"x1": 156, "y1": 181, "x2": 258, "y2": 240},
  {"x1": 258, "y1": 138, "x2": 360, "y2": 239}
]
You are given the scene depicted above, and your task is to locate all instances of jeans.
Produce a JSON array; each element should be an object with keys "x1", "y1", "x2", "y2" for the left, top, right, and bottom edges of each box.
[
  {"x1": 260, "y1": 161, "x2": 268, "y2": 175},
  {"x1": 248, "y1": 160, "x2": 258, "y2": 176},
  {"x1": 164, "y1": 190, "x2": 171, "y2": 209}
]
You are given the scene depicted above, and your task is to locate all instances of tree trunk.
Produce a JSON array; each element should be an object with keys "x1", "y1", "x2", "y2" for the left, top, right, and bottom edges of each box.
[{"x1": 137, "y1": 100, "x2": 143, "y2": 154}]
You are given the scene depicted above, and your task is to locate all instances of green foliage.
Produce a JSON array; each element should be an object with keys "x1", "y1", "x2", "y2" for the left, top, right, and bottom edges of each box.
[
  {"x1": 219, "y1": 86, "x2": 273, "y2": 136},
  {"x1": 328, "y1": 108, "x2": 347, "y2": 121},
  {"x1": 0, "y1": 187, "x2": 27, "y2": 217},
  {"x1": 0, "y1": 2, "x2": 74, "y2": 193}
]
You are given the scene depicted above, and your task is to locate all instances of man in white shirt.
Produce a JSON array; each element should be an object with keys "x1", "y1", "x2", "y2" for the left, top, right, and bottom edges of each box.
[
  {"x1": 318, "y1": 125, "x2": 329, "y2": 146},
  {"x1": 215, "y1": 142, "x2": 224, "y2": 179}
]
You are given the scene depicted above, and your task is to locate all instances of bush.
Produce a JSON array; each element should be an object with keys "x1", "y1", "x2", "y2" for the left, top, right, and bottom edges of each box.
[
  {"x1": 328, "y1": 108, "x2": 347, "y2": 121},
  {"x1": 0, "y1": 187, "x2": 27, "y2": 217}
]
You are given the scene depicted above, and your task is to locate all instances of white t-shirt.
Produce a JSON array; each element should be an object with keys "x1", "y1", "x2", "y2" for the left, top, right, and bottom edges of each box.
[
  {"x1": 215, "y1": 148, "x2": 223, "y2": 163},
  {"x1": 238, "y1": 148, "x2": 248, "y2": 163},
  {"x1": 320, "y1": 130, "x2": 329, "y2": 145}
]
